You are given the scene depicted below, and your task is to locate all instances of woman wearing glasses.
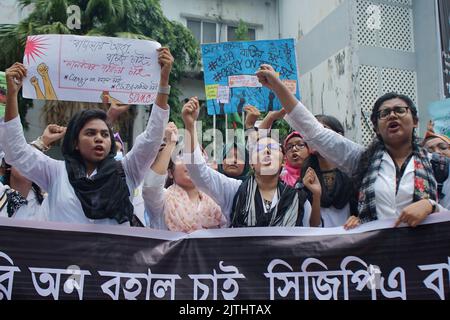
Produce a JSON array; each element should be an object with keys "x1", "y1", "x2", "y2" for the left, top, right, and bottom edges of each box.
[
  {"x1": 181, "y1": 97, "x2": 322, "y2": 228},
  {"x1": 280, "y1": 132, "x2": 310, "y2": 187},
  {"x1": 255, "y1": 64, "x2": 446, "y2": 229}
]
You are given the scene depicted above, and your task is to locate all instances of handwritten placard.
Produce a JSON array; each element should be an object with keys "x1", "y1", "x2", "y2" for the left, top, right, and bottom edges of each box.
[
  {"x1": 22, "y1": 35, "x2": 161, "y2": 105},
  {"x1": 205, "y1": 84, "x2": 219, "y2": 99},
  {"x1": 201, "y1": 39, "x2": 301, "y2": 115}
]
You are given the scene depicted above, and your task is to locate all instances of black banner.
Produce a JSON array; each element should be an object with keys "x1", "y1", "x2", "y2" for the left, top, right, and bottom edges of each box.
[{"x1": 1, "y1": 213, "x2": 450, "y2": 301}]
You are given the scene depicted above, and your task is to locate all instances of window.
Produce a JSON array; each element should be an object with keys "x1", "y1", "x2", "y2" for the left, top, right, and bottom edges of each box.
[
  {"x1": 227, "y1": 26, "x2": 256, "y2": 42},
  {"x1": 187, "y1": 19, "x2": 217, "y2": 44},
  {"x1": 187, "y1": 20, "x2": 201, "y2": 43}
]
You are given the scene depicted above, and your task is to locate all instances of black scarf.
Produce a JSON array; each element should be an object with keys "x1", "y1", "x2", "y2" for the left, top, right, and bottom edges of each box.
[
  {"x1": 217, "y1": 142, "x2": 250, "y2": 181},
  {"x1": 230, "y1": 176, "x2": 307, "y2": 227},
  {"x1": 62, "y1": 114, "x2": 134, "y2": 225},
  {"x1": 357, "y1": 141, "x2": 437, "y2": 223},
  {"x1": 302, "y1": 155, "x2": 357, "y2": 211},
  {"x1": 4, "y1": 189, "x2": 28, "y2": 217}
]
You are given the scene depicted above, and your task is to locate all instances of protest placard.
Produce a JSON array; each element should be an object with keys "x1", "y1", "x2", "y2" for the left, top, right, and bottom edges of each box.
[
  {"x1": 428, "y1": 99, "x2": 450, "y2": 138},
  {"x1": 22, "y1": 35, "x2": 161, "y2": 105},
  {"x1": 202, "y1": 39, "x2": 300, "y2": 115}
]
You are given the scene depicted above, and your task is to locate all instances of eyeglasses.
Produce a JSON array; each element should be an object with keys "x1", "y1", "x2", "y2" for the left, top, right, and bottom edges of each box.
[
  {"x1": 286, "y1": 142, "x2": 307, "y2": 152},
  {"x1": 256, "y1": 143, "x2": 282, "y2": 152},
  {"x1": 377, "y1": 106, "x2": 409, "y2": 120}
]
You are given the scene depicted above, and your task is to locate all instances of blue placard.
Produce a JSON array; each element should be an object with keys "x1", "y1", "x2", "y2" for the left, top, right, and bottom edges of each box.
[
  {"x1": 201, "y1": 39, "x2": 301, "y2": 115},
  {"x1": 428, "y1": 99, "x2": 450, "y2": 138}
]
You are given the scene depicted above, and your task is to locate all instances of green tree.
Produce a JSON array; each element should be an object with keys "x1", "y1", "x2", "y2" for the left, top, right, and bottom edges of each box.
[
  {"x1": 235, "y1": 19, "x2": 250, "y2": 41},
  {"x1": 0, "y1": 0, "x2": 200, "y2": 131}
]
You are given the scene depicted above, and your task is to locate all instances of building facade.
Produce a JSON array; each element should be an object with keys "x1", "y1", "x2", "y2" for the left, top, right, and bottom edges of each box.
[{"x1": 280, "y1": 0, "x2": 443, "y2": 143}]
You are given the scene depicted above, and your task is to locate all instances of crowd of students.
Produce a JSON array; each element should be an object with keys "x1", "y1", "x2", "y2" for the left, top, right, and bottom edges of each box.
[{"x1": 0, "y1": 49, "x2": 449, "y2": 233}]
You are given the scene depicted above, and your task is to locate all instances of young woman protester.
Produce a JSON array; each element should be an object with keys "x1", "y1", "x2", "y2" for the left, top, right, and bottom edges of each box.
[
  {"x1": 0, "y1": 124, "x2": 65, "y2": 220},
  {"x1": 217, "y1": 142, "x2": 250, "y2": 181},
  {"x1": 142, "y1": 122, "x2": 226, "y2": 232},
  {"x1": 255, "y1": 64, "x2": 448, "y2": 230},
  {"x1": 0, "y1": 48, "x2": 173, "y2": 226},
  {"x1": 181, "y1": 97, "x2": 322, "y2": 228},
  {"x1": 422, "y1": 130, "x2": 450, "y2": 210},
  {"x1": 243, "y1": 105, "x2": 311, "y2": 187},
  {"x1": 301, "y1": 115, "x2": 358, "y2": 228},
  {"x1": 422, "y1": 130, "x2": 450, "y2": 158}
]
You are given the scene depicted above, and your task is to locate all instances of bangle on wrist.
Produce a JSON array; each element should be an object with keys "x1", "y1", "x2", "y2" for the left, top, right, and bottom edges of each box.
[
  {"x1": 245, "y1": 126, "x2": 258, "y2": 132},
  {"x1": 158, "y1": 85, "x2": 171, "y2": 95},
  {"x1": 30, "y1": 136, "x2": 50, "y2": 152}
]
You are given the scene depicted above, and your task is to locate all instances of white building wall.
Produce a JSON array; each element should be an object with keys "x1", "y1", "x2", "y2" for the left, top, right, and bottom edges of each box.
[
  {"x1": 280, "y1": 0, "x2": 360, "y2": 142},
  {"x1": 0, "y1": 0, "x2": 33, "y2": 24},
  {"x1": 280, "y1": 0, "x2": 345, "y2": 39},
  {"x1": 299, "y1": 47, "x2": 359, "y2": 136},
  {"x1": 160, "y1": 0, "x2": 279, "y2": 41},
  {"x1": 160, "y1": 0, "x2": 280, "y2": 102}
]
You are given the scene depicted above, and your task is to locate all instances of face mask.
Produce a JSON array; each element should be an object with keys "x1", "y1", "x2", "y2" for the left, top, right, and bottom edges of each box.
[{"x1": 114, "y1": 151, "x2": 124, "y2": 161}]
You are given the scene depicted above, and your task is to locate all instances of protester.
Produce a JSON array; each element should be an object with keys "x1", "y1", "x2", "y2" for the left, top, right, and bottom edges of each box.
[
  {"x1": 0, "y1": 124, "x2": 65, "y2": 220},
  {"x1": 182, "y1": 97, "x2": 321, "y2": 228},
  {"x1": 217, "y1": 142, "x2": 250, "y2": 181},
  {"x1": 143, "y1": 122, "x2": 226, "y2": 232},
  {"x1": 0, "y1": 47, "x2": 173, "y2": 226},
  {"x1": 301, "y1": 115, "x2": 358, "y2": 227},
  {"x1": 243, "y1": 105, "x2": 310, "y2": 187},
  {"x1": 422, "y1": 131, "x2": 450, "y2": 158},
  {"x1": 255, "y1": 64, "x2": 448, "y2": 229}
]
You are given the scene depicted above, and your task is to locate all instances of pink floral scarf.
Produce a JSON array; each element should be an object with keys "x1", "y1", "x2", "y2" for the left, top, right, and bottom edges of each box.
[{"x1": 164, "y1": 184, "x2": 227, "y2": 233}]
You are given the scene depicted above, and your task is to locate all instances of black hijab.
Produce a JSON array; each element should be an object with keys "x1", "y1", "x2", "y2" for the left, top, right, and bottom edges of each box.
[
  {"x1": 61, "y1": 109, "x2": 134, "y2": 224},
  {"x1": 302, "y1": 154, "x2": 357, "y2": 211},
  {"x1": 217, "y1": 142, "x2": 250, "y2": 181}
]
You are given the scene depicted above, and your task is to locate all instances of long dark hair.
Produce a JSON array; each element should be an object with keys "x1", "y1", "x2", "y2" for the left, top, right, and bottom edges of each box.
[
  {"x1": 301, "y1": 115, "x2": 357, "y2": 210},
  {"x1": 315, "y1": 114, "x2": 345, "y2": 135},
  {"x1": 302, "y1": 114, "x2": 345, "y2": 173},
  {"x1": 2, "y1": 160, "x2": 44, "y2": 205},
  {"x1": 353, "y1": 92, "x2": 418, "y2": 194},
  {"x1": 165, "y1": 157, "x2": 176, "y2": 189},
  {"x1": 62, "y1": 109, "x2": 116, "y2": 160}
]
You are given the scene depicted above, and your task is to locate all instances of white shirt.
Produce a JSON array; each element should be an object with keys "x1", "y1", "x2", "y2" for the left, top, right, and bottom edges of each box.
[
  {"x1": 142, "y1": 169, "x2": 168, "y2": 230},
  {"x1": 132, "y1": 185, "x2": 147, "y2": 227},
  {"x1": 142, "y1": 169, "x2": 228, "y2": 230},
  {"x1": 321, "y1": 205, "x2": 351, "y2": 228},
  {"x1": 0, "y1": 183, "x2": 48, "y2": 221},
  {"x1": 285, "y1": 101, "x2": 446, "y2": 220},
  {"x1": 183, "y1": 145, "x2": 312, "y2": 227},
  {"x1": 0, "y1": 105, "x2": 169, "y2": 225}
]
